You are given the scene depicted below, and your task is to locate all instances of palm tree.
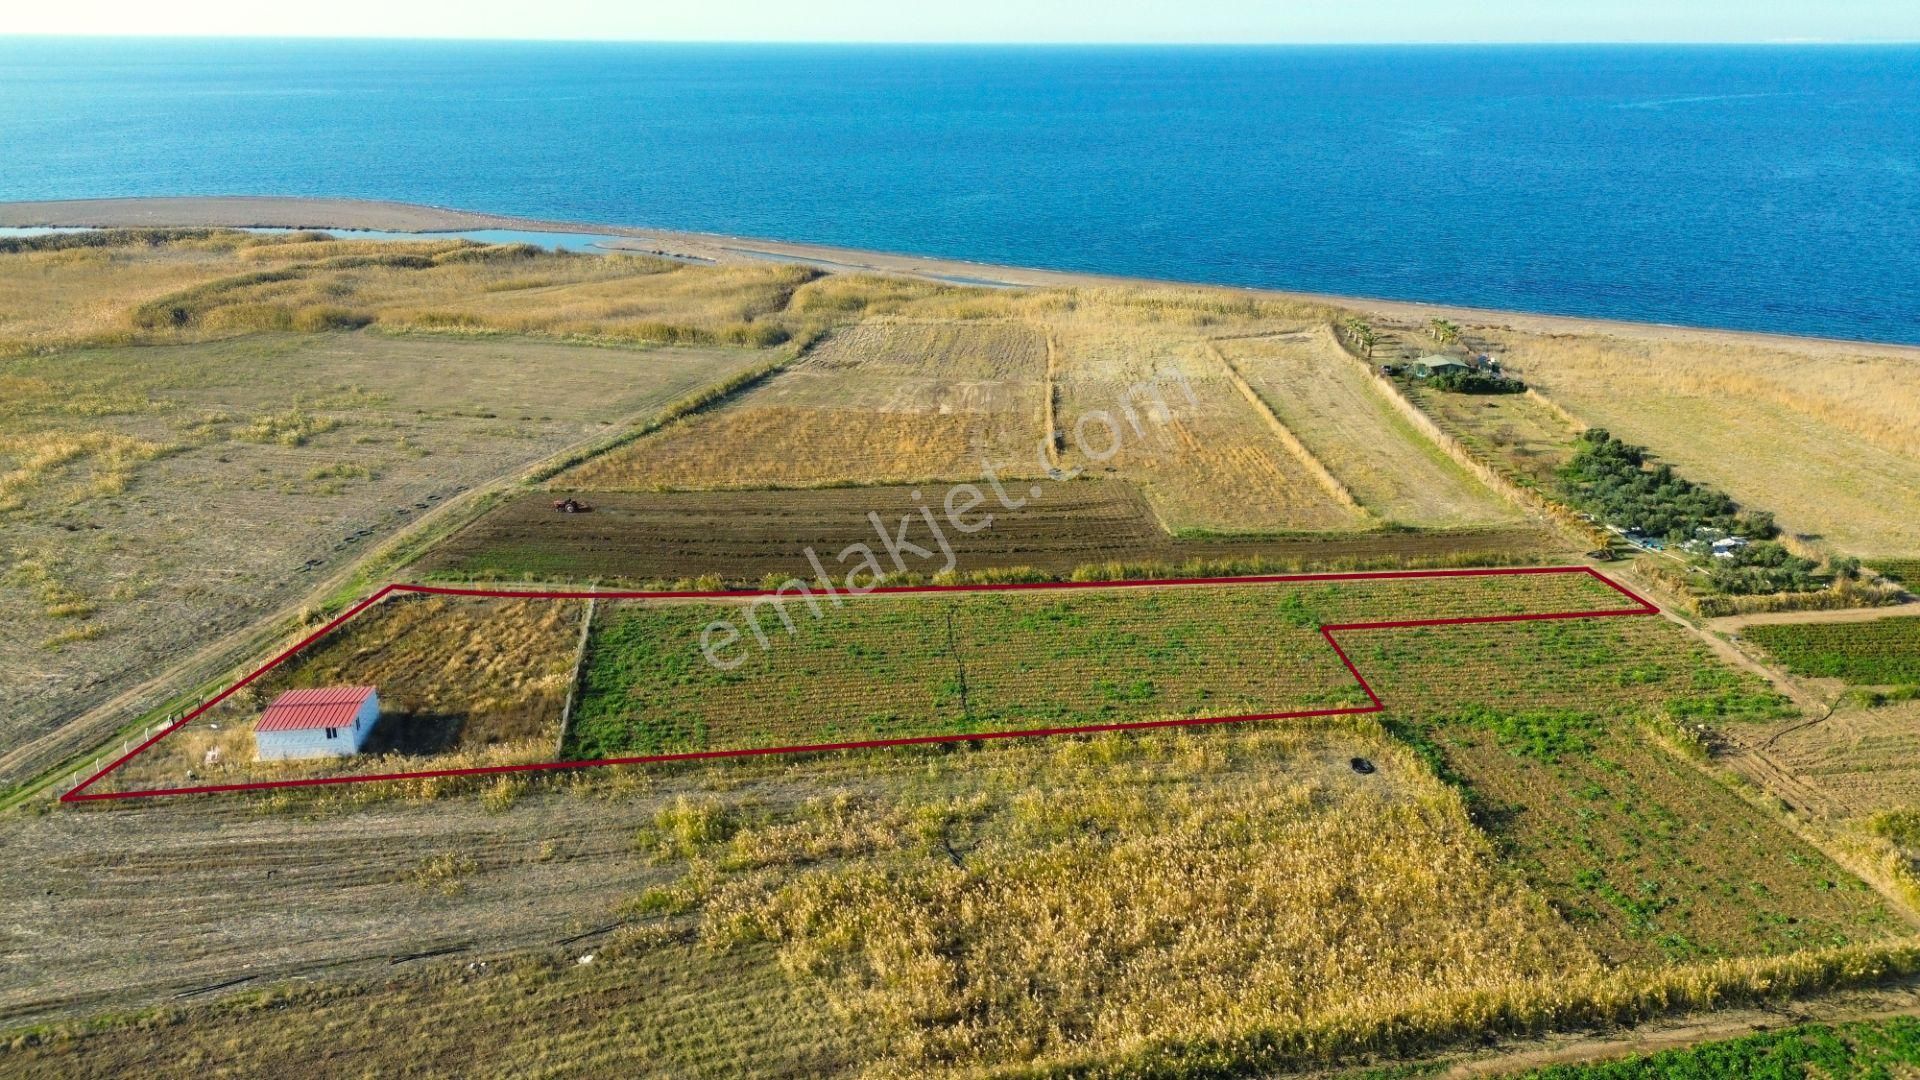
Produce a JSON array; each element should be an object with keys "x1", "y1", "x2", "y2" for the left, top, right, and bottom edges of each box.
[
  {"x1": 1428, "y1": 318, "x2": 1460, "y2": 348},
  {"x1": 1342, "y1": 316, "x2": 1377, "y2": 359}
]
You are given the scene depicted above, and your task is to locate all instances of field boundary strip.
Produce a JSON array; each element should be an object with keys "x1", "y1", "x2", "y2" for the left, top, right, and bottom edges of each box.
[{"x1": 59, "y1": 566, "x2": 1659, "y2": 803}]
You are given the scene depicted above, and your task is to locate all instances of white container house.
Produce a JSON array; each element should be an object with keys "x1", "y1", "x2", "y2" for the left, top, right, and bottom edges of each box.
[{"x1": 254, "y1": 686, "x2": 381, "y2": 761}]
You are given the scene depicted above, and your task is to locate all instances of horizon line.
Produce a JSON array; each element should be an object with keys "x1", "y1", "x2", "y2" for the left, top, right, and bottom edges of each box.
[{"x1": 2, "y1": 34, "x2": 1916, "y2": 47}]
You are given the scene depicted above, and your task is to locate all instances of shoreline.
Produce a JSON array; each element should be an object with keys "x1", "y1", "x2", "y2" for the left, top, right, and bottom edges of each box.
[{"x1": 4, "y1": 194, "x2": 1916, "y2": 358}]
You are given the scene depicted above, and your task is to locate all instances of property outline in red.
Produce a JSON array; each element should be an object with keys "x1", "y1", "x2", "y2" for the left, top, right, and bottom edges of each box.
[{"x1": 61, "y1": 566, "x2": 1658, "y2": 802}]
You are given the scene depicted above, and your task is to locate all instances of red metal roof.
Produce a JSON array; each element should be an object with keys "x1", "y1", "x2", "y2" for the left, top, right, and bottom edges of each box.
[{"x1": 256, "y1": 686, "x2": 378, "y2": 732}]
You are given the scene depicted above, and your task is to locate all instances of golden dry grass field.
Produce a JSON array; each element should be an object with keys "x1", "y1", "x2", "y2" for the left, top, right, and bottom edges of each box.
[
  {"x1": 1487, "y1": 329, "x2": 1920, "y2": 560},
  {"x1": 96, "y1": 594, "x2": 587, "y2": 795},
  {"x1": 1216, "y1": 327, "x2": 1521, "y2": 526},
  {"x1": 566, "y1": 318, "x2": 1051, "y2": 489},
  {"x1": 562, "y1": 281, "x2": 1481, "y2": 534}
]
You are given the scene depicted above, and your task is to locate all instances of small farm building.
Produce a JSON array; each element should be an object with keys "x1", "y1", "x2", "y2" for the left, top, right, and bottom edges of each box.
[
  {"x1": 255, "y1": 686, "x2": 381, "y2": 761},
  {"x1": 1413, "y1": 356, "x2": 1471, "y2": 378}
]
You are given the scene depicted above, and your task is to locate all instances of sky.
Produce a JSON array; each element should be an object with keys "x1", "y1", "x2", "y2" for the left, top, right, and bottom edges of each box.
[{"x1": 3, "y1": 0, "x2": 1917, "y2": 43}]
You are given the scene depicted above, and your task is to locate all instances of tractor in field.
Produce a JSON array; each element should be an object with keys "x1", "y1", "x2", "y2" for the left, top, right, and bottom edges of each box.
[{"x1": 552, "y1": 497, "x2": 592, "y2": 514}]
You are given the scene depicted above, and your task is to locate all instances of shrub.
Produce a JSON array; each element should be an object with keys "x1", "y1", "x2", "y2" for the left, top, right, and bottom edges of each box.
[{"x1": 1429, "y1": 370, "x2": 1526, "y2": 394}]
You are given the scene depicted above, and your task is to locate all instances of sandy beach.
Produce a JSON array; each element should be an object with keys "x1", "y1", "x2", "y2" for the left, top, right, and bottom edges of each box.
[{"x1": 3, "y1": 195, "x2": 1916, "y2": 359}]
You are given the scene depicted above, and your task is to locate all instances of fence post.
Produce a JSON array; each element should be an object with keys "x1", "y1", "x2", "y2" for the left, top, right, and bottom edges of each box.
[{"x1": 555, "y1": 596, "x2": 596, "y2": 759}]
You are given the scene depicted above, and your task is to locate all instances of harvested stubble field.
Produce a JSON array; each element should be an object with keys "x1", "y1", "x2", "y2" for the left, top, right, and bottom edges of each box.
[
  {"x1": 1486, "y1": 329, "x2": 1920, "y2": 559},
  {"x1": 1215, "y1": 329, "x2": 1520, "y2": 527},
  {"x1": 9, "y1": 609, "x2": 1910, "y2": 1078},
  {"x1": 412, "y1": 482, "x2": 1568, "y2": 587},
  {"x1": 0, "y1": 330, "x2": 763, "y2": 790},
  {"x1": 91, "y1": 594, "x2": 586, "y2": 795},
  {"x1": 562, "y1": 284, "x2": 1490, "y2": 535},
  {"x1": 1720, "y1": 700, "x2": 1920, "y2": 821},
  {"x1": 1048, "y1": 319, "x2": 1372, "y2": 532},
  {"x1": 564, "y1": 571, "x2": 1641, "y2": 760},
  {"x1": 563, "y1": 317, "x2": 1053, "y2": 490}
]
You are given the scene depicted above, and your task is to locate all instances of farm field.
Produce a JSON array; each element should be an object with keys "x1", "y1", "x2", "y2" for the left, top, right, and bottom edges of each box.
[
  {"x1": 1354, "y1": 615, "x2": 1893, "y2": 964},
  {"x1": 1488, "y1": 328, "x2": 1920, "y2": 560},
  {"x1": 0, "y1": 327, "x2": 764, "y2": 790},
  {"x1": 1215, "y1": 329, "x2": 1520, "y2": 526},
  {"x1": 563, "y1": 570, "x2": 1640, "y2": 760},
  {"x1": 9, "y1": 607, "x2": 1907, "y2": 1078},
  {"x1": 1401, "y1": 377, "x2": 1584, "y2": 493},
  {"x1": 562, "y1": 317, "x2": 1052, "y2": 489},
  {"x1": 413, "y1": 482, "x2": 1568, "y2": 587},
  {"x1": 13, "y1": 223, "x2": 1920, "y2": 1080},
  {"x1": 1874, "y1": 558, "x2": 1920, "y2": 584},
  {"x1": 1744, "y1": 616, "x2": 1920, "y2": 686},
  {"x1": 1719, "y1": 700, "x2": 1920, "y2": 820},
  {"x1": 0, "y1": 723, "x2": 1537, "y2": 1077},
  {"x1": 563, "y1": 293, "x2": 1408, "y2": 535},
  {"x1": 90, "y1": 594, "x2": 587, "y2": 795},
  {"x1": 78, "y1": 569, "x2": 1635, "y2": 795},
  {"x1": 1048, "y1": 318, "x2": 1373, "y2": 532}
]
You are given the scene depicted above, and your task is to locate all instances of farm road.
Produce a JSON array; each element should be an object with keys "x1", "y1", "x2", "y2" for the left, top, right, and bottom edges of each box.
[{"x1": 1709, "y1": 598, "x2": 1920, "y2": 636}]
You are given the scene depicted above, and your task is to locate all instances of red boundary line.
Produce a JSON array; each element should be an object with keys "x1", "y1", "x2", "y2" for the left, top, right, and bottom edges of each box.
[{"x1": 60, "y1": 566, "x2": 1658, "y2": 803}]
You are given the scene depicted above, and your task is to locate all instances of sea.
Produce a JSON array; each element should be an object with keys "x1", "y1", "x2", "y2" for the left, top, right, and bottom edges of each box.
[{"x1": 1, "y1": 39, "x2": 1916, "y2": 344}]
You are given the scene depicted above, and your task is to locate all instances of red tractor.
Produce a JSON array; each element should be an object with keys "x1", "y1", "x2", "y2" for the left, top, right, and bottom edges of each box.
[{"x1": 552, "y1": 497, "x2": 591, "y2": 514}]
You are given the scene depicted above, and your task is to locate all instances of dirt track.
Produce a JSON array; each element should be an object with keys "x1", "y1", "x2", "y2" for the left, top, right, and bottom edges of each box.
[
  {"x1": 1443, "y1": 978, "x2": 1920, "y2": 1077},
  {"x1": 1710, "y1": 599, "x2": 1920, "y2": 635}
]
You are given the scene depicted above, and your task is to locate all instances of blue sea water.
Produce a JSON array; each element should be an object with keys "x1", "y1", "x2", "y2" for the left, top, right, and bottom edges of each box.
[{"x1": 1, "y1": 38, "x2": 1916, "y2": 343}]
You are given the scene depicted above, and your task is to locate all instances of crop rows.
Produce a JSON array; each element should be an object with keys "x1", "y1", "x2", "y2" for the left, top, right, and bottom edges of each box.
[
  {"x1": 1357, "y1": 615, "x2": 1890, "y2": 961},
  {"x1": 564, "y1": 571, "x2": 1640, "y2": 759},
  {"x1": 1745, "y1": 616, "x2": 1920, "y2": 685},
  {"x1": 797, "y1": 319, "x2": 1047, "y2": 380}
]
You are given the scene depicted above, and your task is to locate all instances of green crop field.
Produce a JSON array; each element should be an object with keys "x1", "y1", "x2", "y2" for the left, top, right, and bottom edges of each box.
[
  {"x1": 1359, "y1": 616, "x2": 1879, "y2": 963},
  {"x1": 564, "y1": 571, "x2": 1638, "y2": 760},
  {"x1": 1872, "y1": 558, "x2": 1920, "y2": 584},
  {"x1": 1745, "y1": 617, "x2": 1920, "y2": 685}
]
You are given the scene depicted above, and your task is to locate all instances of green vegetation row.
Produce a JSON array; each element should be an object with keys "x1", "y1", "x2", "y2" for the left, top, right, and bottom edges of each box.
[
  {"x1": 423, "y1": 543, "x2": 1553, "y2": 594},
  {"x1": 1515, "y1": 1015, "x2": 1920, "y2": 1079},
  {"x1": 1559, "y1": 430, "x2": 1840, "y2": 595},
  {"x1": 1426, "y1": 368, "x2": 1527, "y2": 394}
]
